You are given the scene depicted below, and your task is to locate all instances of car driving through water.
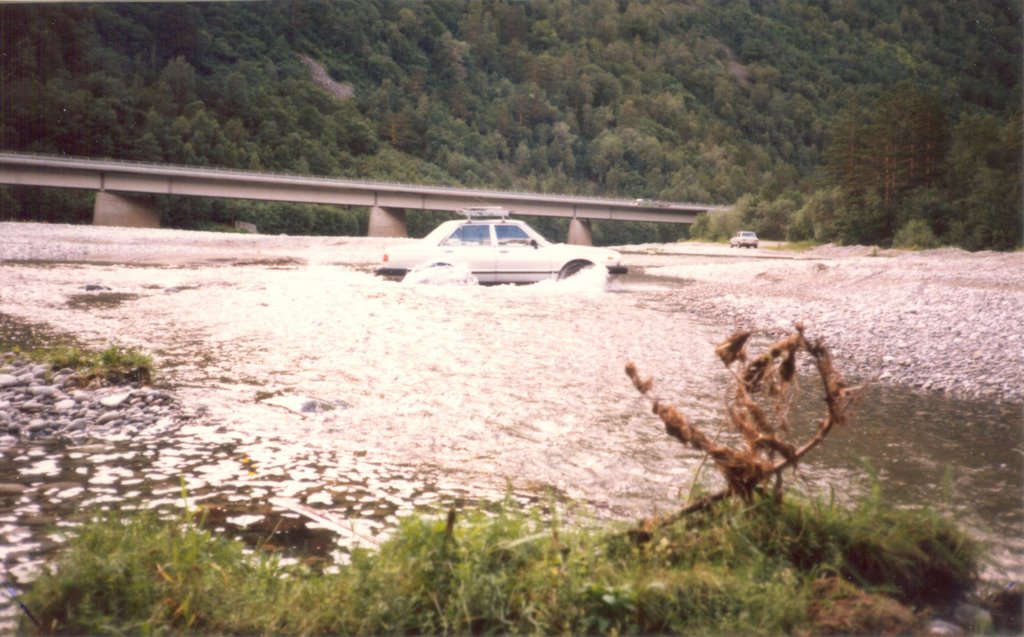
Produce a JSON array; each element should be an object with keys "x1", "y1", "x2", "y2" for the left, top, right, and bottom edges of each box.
[{"x1": 376, "y1": 213, "x2": 628, "y2": 284}]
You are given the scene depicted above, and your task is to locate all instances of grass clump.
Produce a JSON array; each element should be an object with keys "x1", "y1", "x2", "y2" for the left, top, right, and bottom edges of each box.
[
  {"x1": 28, "y1": 344, "x2": 154, "y2": 385},
  {"x1": 19, "y1": 491, "x2": 980, "y2": 636},
  {"x1": 20, "y1": 510, "x2": 294, "y2": 635}
]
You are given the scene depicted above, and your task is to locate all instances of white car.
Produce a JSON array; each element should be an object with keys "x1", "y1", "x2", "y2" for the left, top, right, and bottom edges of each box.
[
  {"x1": 376, "y1": 217, "x2": 628, "y2": 284},
  {"x1": 730, "y1": 231, "x2": 759, "y2": 248}
]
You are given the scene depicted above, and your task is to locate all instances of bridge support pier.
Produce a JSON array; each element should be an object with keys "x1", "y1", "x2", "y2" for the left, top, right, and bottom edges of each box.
[
  {"x1": 93, "y1": 192, "x2": 160, "y2": 228},
  {"x1": 368, "y1": 205, "x2": 407, "y2": 238},
  {"x1": 567, "y1": 218, "x2": 593, "y2": 246}
]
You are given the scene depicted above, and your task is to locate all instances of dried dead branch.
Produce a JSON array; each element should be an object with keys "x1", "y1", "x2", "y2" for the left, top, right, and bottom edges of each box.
[{"x1": 627, "y1": 323, "x2": 865, "y2": 524}]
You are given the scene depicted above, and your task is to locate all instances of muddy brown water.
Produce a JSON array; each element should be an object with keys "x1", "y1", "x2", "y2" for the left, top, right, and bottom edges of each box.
[{"x1": 1, "y1": 258, "x2": 1020, "y2": 629}]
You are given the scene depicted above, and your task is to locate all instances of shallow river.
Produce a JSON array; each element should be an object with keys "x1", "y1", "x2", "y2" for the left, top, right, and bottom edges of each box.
[{"x1": 1, "y1": 253, "x2": 1021, "y2": 627}]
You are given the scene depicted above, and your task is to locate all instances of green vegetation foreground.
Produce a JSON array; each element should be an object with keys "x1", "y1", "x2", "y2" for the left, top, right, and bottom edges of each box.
[{"x1": 18, "y1": 492, "x2": 981, "y2": 635}]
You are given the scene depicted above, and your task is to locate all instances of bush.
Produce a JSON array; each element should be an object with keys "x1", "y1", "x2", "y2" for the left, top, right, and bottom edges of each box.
[
  {"x1": 738, "y1": 191, "x2": 803, "y2": 240},
  {"x1": 893, "y1": 218, "x2": 941, "y2": 250},
  {"x1": 689, "y1": 208, "x2": 743, "y2": 242},
  {"x1": 788, "y1": 187, "x2": 847, "y2": 243}
]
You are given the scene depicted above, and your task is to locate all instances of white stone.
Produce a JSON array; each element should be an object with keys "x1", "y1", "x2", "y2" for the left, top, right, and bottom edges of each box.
[
  {"x1": 100, "y1": 392, "x2": 131, "y2": 408},
  {"x1": 29, "y1": 385, "x2": 56, "y2": 397}
]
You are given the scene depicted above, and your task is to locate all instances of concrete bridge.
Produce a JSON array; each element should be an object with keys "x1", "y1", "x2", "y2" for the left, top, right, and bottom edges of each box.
[{"x1": 0, "y1": 152, "x2": 726, "y2": 245}]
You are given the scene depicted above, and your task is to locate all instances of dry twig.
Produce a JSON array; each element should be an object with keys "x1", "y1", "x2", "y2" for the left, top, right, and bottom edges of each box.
[{"x1": 626, "y1": 323, "x2": 865, "y2": 526}]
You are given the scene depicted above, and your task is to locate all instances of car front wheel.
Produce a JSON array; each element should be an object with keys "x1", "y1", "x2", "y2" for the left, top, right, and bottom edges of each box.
[{"x1": 558, "y1": 260, "x2": 593, "y2": 280}]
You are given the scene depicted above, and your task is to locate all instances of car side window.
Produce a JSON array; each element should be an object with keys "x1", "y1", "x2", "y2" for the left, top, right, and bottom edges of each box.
[
  {"x1": 495, "y1": 225, "x2": 532, "y2": 246},
  {"x1": 441, "y1": 225, "x2": 492, "y2": 246}
]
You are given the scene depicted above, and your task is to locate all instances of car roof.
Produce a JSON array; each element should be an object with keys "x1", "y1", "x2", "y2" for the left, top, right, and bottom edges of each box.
[
  {"x1": 444, "y1": 218, "x2": 531, "y2": 230},
  {"x1": 423, "y1": 217, "x2": 536, "y2": 243}
]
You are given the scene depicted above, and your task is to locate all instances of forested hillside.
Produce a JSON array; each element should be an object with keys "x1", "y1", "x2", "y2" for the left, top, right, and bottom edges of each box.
[{"x1": 1, "y1": 0, "x2": 1020, "y2": 248}]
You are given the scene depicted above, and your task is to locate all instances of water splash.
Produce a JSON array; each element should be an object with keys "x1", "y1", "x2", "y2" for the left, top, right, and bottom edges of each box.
[
  {"x1": 401, "y1": 261, "x2": 479, "y2": 286},
  {"x1": 531, "y1": 264, "x2": 610, "y2": 294}
]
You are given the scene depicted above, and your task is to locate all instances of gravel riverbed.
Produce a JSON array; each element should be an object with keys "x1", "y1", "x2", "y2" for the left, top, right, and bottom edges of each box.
[
  {"x1": 626, "y1": 242, "x2": 1024, "y2": 403},
  {"x1": 2, "y1": 221, "x2": 1023, "y2": 405}
]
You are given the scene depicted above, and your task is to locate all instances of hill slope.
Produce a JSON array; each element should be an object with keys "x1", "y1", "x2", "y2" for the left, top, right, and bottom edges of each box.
[{"x1": 1, "y1": 0, "x2": 1019, "y2": 248}]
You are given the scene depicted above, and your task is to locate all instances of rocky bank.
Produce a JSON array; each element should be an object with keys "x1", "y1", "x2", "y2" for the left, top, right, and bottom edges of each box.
[
  {"x1": 0, "y1": 353, "x2": 182, "y2": 445},
  {"x1": 628, "y1": 244, "x2": 1024, "y2": 403}
]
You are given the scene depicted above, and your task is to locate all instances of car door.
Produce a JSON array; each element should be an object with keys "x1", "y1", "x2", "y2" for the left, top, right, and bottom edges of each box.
[
  {"x1": 494, "y1": 224, "x2": 552, "y2": 283},
  {"x1": 438, "y1": 223, "x2": 496, "y2": 283}
]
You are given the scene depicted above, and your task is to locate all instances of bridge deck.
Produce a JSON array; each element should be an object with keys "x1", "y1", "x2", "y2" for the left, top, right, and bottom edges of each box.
[{"x1": 1, "y1": 152, "x2": 725, "y2": 223}]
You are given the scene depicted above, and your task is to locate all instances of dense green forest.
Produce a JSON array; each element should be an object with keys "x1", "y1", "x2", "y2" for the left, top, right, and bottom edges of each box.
[{"x1": 1, "y1": 0, "x2": 1020, "y2": 248}]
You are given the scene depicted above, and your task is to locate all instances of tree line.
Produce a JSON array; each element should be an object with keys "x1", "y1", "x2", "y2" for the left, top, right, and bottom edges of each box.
[{"x1": 0, "y1": 0, "x2": 1019, "y2": 248}]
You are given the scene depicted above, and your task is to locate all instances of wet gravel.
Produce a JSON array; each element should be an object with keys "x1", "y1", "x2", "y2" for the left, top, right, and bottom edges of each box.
[{"x1": 629, "y1": 244, "x2": 1024, "y2": 403}]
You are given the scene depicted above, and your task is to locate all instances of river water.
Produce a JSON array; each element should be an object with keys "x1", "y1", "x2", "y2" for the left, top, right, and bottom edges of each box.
[{"x1": 1, "y1": 249, "x2": 1021, "y2": 626}]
